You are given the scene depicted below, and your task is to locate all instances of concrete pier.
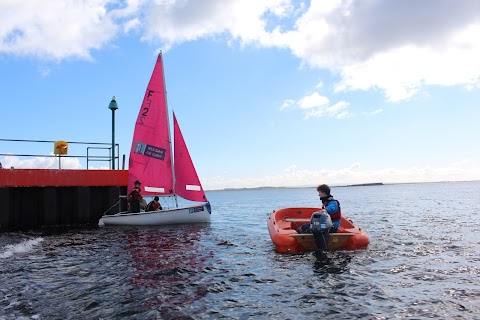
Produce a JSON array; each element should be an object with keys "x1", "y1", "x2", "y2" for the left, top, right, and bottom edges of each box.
[{"x1": 0, "y1": 169, "x2": 128, "y2": 230}]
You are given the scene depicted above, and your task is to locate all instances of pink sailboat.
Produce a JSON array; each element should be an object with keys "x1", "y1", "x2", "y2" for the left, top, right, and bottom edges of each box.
[{"x1": 99, "y1": 52, "x2": 211, "y2": 226}]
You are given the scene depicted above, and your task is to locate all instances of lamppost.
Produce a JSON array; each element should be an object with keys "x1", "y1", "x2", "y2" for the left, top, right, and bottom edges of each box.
[{"x1": 109, "y1": 96, "x2": 118, "y2": 170}]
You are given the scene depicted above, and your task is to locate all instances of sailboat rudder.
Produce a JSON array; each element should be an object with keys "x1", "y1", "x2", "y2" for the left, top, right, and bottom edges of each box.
[{"x1": 206, "y1": 201, "x2": 212, "y2": 214}]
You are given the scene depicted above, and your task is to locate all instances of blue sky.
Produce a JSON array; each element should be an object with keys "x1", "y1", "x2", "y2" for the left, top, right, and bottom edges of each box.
[{"x1": 1, "y1": 0, "x2": 479, "y2": 190}]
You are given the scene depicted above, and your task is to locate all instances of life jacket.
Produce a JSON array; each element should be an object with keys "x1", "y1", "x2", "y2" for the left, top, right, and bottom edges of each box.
[
  {"x1": 146, "y1": 201, "x2": 161, "y2": 211},
  {"x1": 128, "y1": 187, "x2": 142, "y2": 201},
  {"x1": 322, "y1": 196, "x2": 342, "y2": 222}
]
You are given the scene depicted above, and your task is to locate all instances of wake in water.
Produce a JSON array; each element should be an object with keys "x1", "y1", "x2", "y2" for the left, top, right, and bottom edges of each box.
[{"x1": 0, "y1": 238, "x2": 43, "y2": 259}]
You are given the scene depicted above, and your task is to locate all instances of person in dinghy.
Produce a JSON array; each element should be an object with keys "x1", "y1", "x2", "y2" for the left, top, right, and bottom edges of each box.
[
  {"x1": 127, "y1": 180, "x2": 145, "y2": 213},
  {"x1": 146, "y1": 196, "x2": 163, "y2": 212},
  {"x1": 300, "y1": 184, "x2": 342, "y2": 233}
]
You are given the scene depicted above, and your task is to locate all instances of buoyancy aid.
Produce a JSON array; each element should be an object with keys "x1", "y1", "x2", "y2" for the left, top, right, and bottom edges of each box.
[
  {"x1": 128, "y1": 187, "x2": 142, "y2": 201},
  {"x1": 322, "y1": 196, "x2": 342, "y2": 222},
  {"x1": 146, "y1": 201, "x2": 161, "y2": 211}
]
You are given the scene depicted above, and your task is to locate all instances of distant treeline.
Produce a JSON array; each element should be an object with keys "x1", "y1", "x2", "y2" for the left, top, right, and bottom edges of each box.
[
  {"x1": 220, "y1": 183, "x2": 384, "y2": 191},
  {"x1": 344, "y1": 182, "x2": 384, "y2": 187}
]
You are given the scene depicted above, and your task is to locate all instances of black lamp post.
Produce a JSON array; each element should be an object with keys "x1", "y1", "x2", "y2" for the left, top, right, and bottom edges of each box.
[{"x1": 109, "y1": 96, "x2": 118, "y2": 170}]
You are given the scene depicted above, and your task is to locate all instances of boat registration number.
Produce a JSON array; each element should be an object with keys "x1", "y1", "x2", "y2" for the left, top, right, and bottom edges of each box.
[{"x1": 189, "y1": 207, "x2": 205, "y2": 214}]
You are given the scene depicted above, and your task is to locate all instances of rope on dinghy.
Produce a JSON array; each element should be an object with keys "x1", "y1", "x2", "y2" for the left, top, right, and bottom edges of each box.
[{"x1": 102, "y1": 199, "x2": 121, "y2": 216}]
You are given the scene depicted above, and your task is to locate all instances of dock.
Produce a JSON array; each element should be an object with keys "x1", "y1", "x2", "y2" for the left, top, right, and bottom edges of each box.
[{"x1": 0, "y1": 169, "x2": 128, "y2": 230}]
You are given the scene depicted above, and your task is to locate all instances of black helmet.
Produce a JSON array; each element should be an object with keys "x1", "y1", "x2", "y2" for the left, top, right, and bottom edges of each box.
[{"x1": 134, "y1": 180, "x2": 141, "y2": 185}]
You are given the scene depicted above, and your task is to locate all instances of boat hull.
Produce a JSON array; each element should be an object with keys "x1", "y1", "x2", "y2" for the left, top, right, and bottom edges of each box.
[
  {"x1": 267, "y1": 207, "x2": 369, "y2": 254},
  {"x1": 99, "y1": 203, "x2": 211, "y2": 226}
]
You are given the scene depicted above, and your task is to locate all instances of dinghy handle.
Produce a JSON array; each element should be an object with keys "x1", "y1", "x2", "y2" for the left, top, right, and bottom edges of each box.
[{"x1": 283, "y1": 217, "x2": 311, "y2": 222}]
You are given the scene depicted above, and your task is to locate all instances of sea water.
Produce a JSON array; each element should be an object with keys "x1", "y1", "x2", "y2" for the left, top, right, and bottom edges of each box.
[{"x1": 1, "y1": 181, "x2": 479, "y2": 319}]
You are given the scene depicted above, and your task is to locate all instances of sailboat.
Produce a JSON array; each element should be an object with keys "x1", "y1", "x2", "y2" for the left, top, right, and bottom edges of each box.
[{"x1": 99, "y1": 52, "x2": 211, "y2": 226}]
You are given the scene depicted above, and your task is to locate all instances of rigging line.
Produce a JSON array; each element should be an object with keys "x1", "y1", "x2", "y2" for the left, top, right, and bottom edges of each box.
[{"x1": 102, "y1": 199, "x2": 121, "y2": 215}]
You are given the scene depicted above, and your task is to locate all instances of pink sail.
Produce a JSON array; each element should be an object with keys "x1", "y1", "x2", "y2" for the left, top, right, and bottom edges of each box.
[
  {"x1": 174, "y1": 113, "x2": 207, "y2": 202},
  {"x1": 128, "y1": 53, "x2": 174, "y2": 196}
]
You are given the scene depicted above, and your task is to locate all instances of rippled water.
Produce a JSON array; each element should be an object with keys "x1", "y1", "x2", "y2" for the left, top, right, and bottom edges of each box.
[{"x1": 1, "y1": 181, "x2": 480, "y2": 319}]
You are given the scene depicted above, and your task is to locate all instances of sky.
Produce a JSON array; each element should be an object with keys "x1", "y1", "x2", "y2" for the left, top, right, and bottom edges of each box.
[{"x1": 1, "y1": 0, "x2": 479, "y2": 190}]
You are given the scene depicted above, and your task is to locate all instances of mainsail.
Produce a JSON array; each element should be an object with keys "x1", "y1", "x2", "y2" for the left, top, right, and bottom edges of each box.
[
  {"x1": 128, "y1": 53, "x2": 174, "y2": 196},
  {"x1": 127, "y1": 52, "x2": 207, "y2": 203},
  {"x1": 173, "y1": 113, "x2": 207, "y2": 202}
]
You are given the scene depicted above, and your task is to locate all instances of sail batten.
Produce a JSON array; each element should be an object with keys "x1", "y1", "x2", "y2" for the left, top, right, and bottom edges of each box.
[{"x1": 144, "y1": 187, "x2": 166, "y2": 193}]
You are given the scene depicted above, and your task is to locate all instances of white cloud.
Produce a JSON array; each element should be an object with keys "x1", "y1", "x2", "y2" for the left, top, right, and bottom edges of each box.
[
  {"x1": 363, "y1": 108, "x2": 383, "y2": 116},
  {"x1": 0, "y1": 0, "x2": 119, "y2": 60},
  {"x1": 124, "y1": 18, "x2": 141, "y2": 33},
  {"x1": 1, "y1": 155, "x2": 82, "y2": 169},
  {"x1": 335, "y1": 41, "x2": 480, "y2": 101},
  {"x1": 280, "y1": 99, "x2": 295, "y2": 110},
  {"x1": 139, "y1": 0, "x2": 293, "y2": 48},
  {"x1": 2, "y1": 0, "x2": 480, "y2": 100},
  {"x1": 149, "y1": 1, "x2": 480, "y2": 101},
  {"x1": 298, "y1": 92, "x2": 329, "y2": 109},
  {"x1": 202, "y1": 161, "x2": 480, "y2": 190},
  {"x1": 285, "y1": 1, "x2": 480, "y2": 100},
  {"x1": 282, "y1": 92, "x2": 351, "y2": 119}
]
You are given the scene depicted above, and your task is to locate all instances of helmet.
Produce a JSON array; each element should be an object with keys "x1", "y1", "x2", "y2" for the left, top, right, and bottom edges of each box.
[{"x1": 134, "y1": 180, "x2": 141, "y2": 185}]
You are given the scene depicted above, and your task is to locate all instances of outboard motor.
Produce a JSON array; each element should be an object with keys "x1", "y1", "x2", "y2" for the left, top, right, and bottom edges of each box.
[{"x1": 310, "y1": 211, "x2": 332, "y2": 250}]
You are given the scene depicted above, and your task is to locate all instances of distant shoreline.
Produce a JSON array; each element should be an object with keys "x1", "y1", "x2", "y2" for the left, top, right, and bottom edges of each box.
[
  {"x1": 208, "y1": 180, "x2": 479, "y2": 191},
  {"x1": 218, "y1": 183, "x2": 384, "y2": 191},
  {"x1": 341, "y1": 182, "x2": 384, "y2": 187}
]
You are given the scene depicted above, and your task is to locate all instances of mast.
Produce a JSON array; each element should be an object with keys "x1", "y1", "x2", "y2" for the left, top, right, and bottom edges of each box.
[{"x1": 159, "y1": 51, "x2": 179, "y2": 208}]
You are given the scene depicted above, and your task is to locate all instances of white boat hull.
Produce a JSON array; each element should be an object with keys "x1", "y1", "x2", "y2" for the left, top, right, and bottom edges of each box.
[{"x1": 98, "y1": 203, "x2": 211, "y2": 226}]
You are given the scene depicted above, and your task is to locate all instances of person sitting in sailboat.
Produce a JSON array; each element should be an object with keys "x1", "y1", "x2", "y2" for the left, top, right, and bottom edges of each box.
[
  {"x1": 146, "y1": 196, "x2": 163, "y2": 212},
  {"x1": 127, "y1": 180, "x2": 144, "y2": 213}
]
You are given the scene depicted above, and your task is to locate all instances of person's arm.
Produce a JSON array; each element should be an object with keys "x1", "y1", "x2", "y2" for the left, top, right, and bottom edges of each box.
[{"x1": 324, "y1": 201, "x2": 339, "y2": 215}]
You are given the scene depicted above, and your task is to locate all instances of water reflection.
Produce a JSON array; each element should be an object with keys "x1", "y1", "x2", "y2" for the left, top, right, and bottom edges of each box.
[
  {"x1": 313, "y1": 250, "x2": 352, "y2": 274},
  {"x1": 123, "y1": 225, "x2": 214, "y2": 311}
]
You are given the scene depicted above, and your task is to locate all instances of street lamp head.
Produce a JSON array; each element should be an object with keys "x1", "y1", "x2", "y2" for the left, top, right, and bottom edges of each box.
[{"x1": 109, "y1": 96, "x2": 118, "y2": 111}]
